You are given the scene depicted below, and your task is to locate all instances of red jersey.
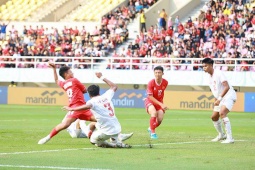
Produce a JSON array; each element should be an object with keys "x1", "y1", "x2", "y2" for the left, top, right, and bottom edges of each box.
[
  {"x1": 146, "y1": 78, "x2": 168, "y2": 103},
  {"x1": 58, "y1": 78, "x2": 86, "y2": 107}
]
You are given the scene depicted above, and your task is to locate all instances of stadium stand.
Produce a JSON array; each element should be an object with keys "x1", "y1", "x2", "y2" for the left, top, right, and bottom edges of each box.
[
  {"x1": 0, "y1": 0, "x2": 254, "y2": 71},
  {"x1": 62, "y1": 0, "x2": 126, "y2": 21},
  {"x1": 117, "y1": 0, "x2": 255, "y2": 71},
  {"x1": 0, "y1": 0, "x2": 48, "y2": 21}
]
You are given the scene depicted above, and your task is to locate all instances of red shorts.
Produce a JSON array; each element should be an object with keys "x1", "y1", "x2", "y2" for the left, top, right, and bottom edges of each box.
[
  {"x1": 66, "y1": 109, "x2": 92, "y2": 121},
  {"x1": 144, "y1": 99, "x2": 164, "y2": 113}
]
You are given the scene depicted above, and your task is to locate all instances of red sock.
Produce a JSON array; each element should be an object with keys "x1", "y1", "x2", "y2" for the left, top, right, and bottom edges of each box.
[
  {"x1": 88, "y1": 130, "x2": 93, "y2": 139},
  {"x1": 49, "y1": 128, "x2": 59, "y2": 138},
  {"x1": 155, "y1": 121, "x2": 159, "y2": 128},
  {"x1": 150, "y1": 117, "x2": 157, "y2": 133}
]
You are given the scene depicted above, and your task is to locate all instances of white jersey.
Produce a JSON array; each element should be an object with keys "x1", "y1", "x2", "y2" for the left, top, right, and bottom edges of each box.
[
  {"x1": 208, "y1": 69, "x2": 236, "y2": 99},
  {"x1": 87, "y1": 89, "x2": 121, "y2": 135}
]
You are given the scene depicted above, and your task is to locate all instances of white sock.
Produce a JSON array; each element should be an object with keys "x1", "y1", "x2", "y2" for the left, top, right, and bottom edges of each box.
[
  {"x1": 79, "y1": 120, "x2": 89, "y2": 136},
  {"x1": 213, "y1": 120, "x2": 224, "y2": 136},
  {"x1": 222, "y1": 117, "x2": 233, "y2": 140}
]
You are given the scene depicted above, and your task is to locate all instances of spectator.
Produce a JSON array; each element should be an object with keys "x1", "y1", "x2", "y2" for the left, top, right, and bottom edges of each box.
[
  {"x1": 9, "y1": 81, "x2": 16, "y2": 87},
  {"x1": 140, "y1": 9, "x2": 147, "y2": 33},
  {"x1": 159, "y1": 9, "x2": 167, "y2": 30},
  {"x1": 0, "y1": 22, "x2": 10, "y2": 40}
]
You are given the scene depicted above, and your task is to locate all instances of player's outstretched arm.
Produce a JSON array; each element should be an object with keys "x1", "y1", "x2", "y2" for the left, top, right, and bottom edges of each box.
[
  {"x1": 63, "y1": 104, "x2": 92, "y2": 111},
  {"x1": 48, "y1": 62, "x2": 58, "y2": 84},
  {"x1": 95, "y1": 72, "x2": 118, "y2": 92}
]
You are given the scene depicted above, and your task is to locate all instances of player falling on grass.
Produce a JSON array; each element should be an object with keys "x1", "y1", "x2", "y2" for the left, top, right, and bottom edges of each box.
[
  {"x1": 144, "y1": 66, "x2": 169, "y2": 139},
  {"x1": 202, "y1": 58, "x2": 236, "y2": 144},
  {"x1": 38, "y1": 63, "x2": 97, "y2": 144},
  {"x1": 38, "y1": 63, "x2": 132, "y2": 144},
  {"x1": 66, "y1": 119, "x2": 133, "y2": 142},
  {"x1": 63, "y1": 72, "x2": 132, "y2": 148}
]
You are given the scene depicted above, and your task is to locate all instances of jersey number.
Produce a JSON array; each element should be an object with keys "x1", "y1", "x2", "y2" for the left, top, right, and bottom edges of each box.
[
  {"x1": 67, "y1": 89, "x2": 73, "y2": 102},
  {"x1": 104, "y1": 103, "x2": 114, "y2": 117}
]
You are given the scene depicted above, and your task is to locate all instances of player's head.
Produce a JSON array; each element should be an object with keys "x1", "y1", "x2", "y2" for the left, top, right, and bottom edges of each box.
[
  {"x1": 59, "y1": 66, "x2": 73, "y2": 79},
  {"x1": 154, "y1": 66, "x2": 164, "y2": 79},
  {"x1": 87, "y1": 85, "x2": 100, "y2": 98},
  {"x1": 202, "y1": 58, "x2": 214, "y2": 73}
]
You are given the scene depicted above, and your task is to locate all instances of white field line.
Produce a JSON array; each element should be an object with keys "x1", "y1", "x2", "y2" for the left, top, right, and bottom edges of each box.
[
  {"x1": 0, "y1": 118, "x2": 207, "y2": 121},
  {"x1": 132, "y1": 140, "x2": 248, "y2": 147},
  {"x1": 0, "y1": 148, "x2": 96, "y2": 155},
  {"x1": 0, "y1": 119, "x2": 49, "y2": 122},
  {"x1": 0, "y1": 119, "x2": 28, "y2": 121},
  {"x1": 0, "y1": 165, "x2": 110, "y2": 170},
  {"x1": 0, "y1": 140, "x2": 248, "y2": 156}
]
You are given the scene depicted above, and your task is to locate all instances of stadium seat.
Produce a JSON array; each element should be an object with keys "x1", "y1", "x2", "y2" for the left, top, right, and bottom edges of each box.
[
  {"x1": 6, "y1": 1, "x2": 13, "y2": 8},
  {"x1": 10, "y1": 13, "x2": 18, "y2": 21},
  {"x1": 2, "y1": 13, "x2": 10, "y2": 20},
  {"x1": 0, "y1": 0, "x2": 48, "y2": 21},
  {"x1": 1, "y1": 5, "x2": 7, "y2": 11},
  {"x1": 11, "y1": 0, "x2": 17, "y2": 3},
  {"x1": 62, "y1": 0, "x2": 124, "y2": 21}
]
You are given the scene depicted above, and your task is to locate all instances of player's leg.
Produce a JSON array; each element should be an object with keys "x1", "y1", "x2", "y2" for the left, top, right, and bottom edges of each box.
[
  {"x1": 67, "y1": 120, "x2": 82, "y2": 138},
  {"x1": 118, "y1": 132, "x2": 134, "y2": 142},
  {"x1": 78, "y1": 120, "x2": 89, "y2": 138},
  {"x1": 147, "y1": 104, "x2": 158, "y2": 139},
  {"x1": 87, "y1": 122, "x2": 96, "y2": 138},
  {"x1": 156, "y1": 109, "x2": 165, "y2": 128},
  {"x1": 111, "y1": 134, "x2": 132, "y2": 148},
  {"x1": 220, "y1": 98, "x2": 235, "y2": 144},
  {"x1": 38, "y1": 116, "x2": 76, "y2": 144},
  {"x1": 78, "y1": 110, "x2": 97, "y2": 138},
  {"x1": 211, "y1": 108, "x2": 226, "y2": 142},
  {"x1": 90, "y1": 130, "x2": 116, "y2": 148},
  {"x1": 148, "y1": 109, "x2": 164, "y2": 139}
]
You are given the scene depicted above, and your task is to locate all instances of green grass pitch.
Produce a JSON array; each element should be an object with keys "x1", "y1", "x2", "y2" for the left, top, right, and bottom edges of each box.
[{"x1": 0, "y1": 105, "x2": 255, "y2": 170}]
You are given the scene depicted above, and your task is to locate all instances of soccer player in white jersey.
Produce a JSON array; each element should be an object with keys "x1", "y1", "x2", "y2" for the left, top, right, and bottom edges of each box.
[
  {"x1": 63, "y1": 72, "x2": 132, "y2": 148},
  {"x1": 202, "y1": 58, "x2": 237, "y2": 144}
]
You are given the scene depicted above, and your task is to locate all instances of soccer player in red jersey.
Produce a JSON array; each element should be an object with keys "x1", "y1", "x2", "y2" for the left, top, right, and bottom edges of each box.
[
  {"x1": 144, "y1": 66, "x2": 169, "y2": 139},
  {"x1": 38, "y1": 63, "x2": 96, "y2": 144}
]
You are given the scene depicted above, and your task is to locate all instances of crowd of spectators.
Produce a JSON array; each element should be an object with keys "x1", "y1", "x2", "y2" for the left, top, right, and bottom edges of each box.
[
  {"x1": 1, "y1": 0, "x2": 255, "y2": 71},
  {"x1": 0, "y1": 0, "x2": 158, "y2": 68},
  {"x1": 110, "y1": 0, "x2": 255, "y2": 71}
]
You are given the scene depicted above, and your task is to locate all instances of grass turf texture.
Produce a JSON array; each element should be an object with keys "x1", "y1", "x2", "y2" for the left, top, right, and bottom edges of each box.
[{"x1": 0, "y1": 105, "x2": 254, "y2": 170}]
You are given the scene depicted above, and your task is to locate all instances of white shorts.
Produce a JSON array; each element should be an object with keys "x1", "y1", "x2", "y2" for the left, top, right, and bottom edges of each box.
[
  {"x1": 220, "y1": 91, "x2": 237, "y2": 111},
  {"x1": 90, "y1": 130, "x2": 119, "y2": 146}
]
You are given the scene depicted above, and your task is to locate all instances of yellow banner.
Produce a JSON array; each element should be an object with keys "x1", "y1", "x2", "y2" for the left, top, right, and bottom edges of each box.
[
  {"x1": 164, "y1": 91, "x2": 244, "y2": 112},
  {"x1": 8, "y1": 87, "x2": 68, "y2": 105}
]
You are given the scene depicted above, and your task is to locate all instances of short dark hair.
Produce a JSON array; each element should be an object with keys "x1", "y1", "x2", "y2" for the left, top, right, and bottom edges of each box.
[
  {"x1": 59, "y1": 66, "x2": 70, "y2": 79},
  {"x1": 87, "y1": 85, "x2": 100, "y2": 97},
  {"x1": 154, "y1": 66, "x2": 164, "y2": 72},
  {"x1": 202, "y1": 58, "x2": 214, "y2": 65}
]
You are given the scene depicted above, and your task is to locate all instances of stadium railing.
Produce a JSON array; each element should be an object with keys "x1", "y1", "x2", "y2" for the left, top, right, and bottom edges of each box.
[{"x1": 0, "y1": 56, "x2": 255, "y2": 71}]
